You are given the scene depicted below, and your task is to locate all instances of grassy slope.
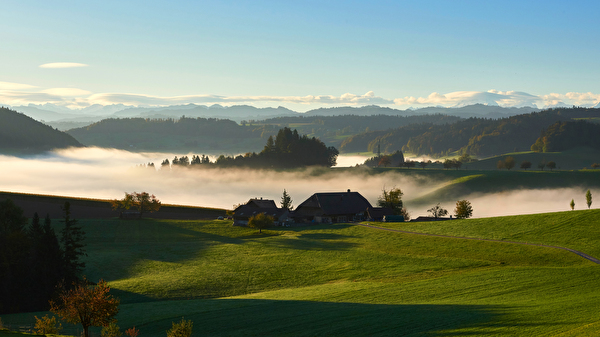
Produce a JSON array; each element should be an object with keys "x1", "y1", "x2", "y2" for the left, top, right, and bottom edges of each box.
[
  {"x1": 466, "y1": 147, "x2": 600, "y2": 170},
  {"x1": 3, "y1": 211, "x2": 600, "y2": 336},
  {"x1": 407, "y1": 169, "x2": 600, "y2": 206}
]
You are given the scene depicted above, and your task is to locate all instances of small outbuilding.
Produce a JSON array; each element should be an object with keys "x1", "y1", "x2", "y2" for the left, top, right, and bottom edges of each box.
[{"x1": 233, "y1": 198, "x2": 291, "y2": 226}]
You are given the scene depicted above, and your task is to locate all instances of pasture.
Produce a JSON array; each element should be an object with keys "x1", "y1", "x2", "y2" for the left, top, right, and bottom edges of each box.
[{"x1": 3, "y1": 209, "x2": 600, "y2": 336}]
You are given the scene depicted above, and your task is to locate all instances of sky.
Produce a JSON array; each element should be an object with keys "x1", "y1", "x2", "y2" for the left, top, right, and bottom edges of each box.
[{"x1": 2, "y1": 0, "x2": 600, "y2": 111}]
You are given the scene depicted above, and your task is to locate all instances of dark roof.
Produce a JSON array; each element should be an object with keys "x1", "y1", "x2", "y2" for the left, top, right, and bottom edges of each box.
[
  {"x1": 246, "y1": 199, "x2": 277, "y2": 209},
  {"x1": 367, "y1": 207, "x2": 394, "y2": 219},
  {"x1": 297, "y1": 191, "x2": 373, "y2": 216},
  {"x1": 234, "y1": 198, "x2": 277, "y2": 213},
  {"x1": 234, "y1": 205, "x2": 288, "y2": 219},
  {"x1": 411, "y1": 216, "x2": 453, "y2": 222}
]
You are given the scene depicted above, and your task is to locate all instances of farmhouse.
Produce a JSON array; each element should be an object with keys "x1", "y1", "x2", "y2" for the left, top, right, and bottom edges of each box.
[
  {"x1": 294, "y1": 189, "x2": 372, "y2": 223},
  {"x1": 233, "y1": 198, "x2": 291, "y2": 226}
]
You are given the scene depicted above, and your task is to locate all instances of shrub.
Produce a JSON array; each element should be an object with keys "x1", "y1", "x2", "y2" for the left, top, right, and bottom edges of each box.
[
  {"x1": 34, "y1": 315, "x2": 62, "y2": 334},
  {"x1": 102, "y1": 322, "x2": 122, "y2": 337},
  {"x1": 167, "y1": 318, "x2": 193, "y2": 337},
  {"x1": 125, "y1": 327, "x2": 140, "y2": 337}
]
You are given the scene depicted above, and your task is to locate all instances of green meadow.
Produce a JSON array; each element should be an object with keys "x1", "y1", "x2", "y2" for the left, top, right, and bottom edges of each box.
[{"x1": 3, "y1": 209, "x2": 600, "y2": 336}]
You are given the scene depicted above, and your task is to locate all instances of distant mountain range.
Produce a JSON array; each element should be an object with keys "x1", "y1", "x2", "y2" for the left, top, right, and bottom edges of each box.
[{"x1": 4, "y1": 103, "x2": 540, "y2": 130}]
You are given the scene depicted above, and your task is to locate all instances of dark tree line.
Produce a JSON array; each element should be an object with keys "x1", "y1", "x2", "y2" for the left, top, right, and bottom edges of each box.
[
  {"x1": 0, "y1": 200, "x2": 85, "y2": 314},
  {"x1": 155, "y1": 127, "x2": 339, "y2": 169}
]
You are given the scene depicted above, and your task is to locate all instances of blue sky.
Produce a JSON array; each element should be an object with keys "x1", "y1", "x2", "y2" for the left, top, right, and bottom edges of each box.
[{"x1": 1, "y1": 0, "x2": 600, "y2": 111}]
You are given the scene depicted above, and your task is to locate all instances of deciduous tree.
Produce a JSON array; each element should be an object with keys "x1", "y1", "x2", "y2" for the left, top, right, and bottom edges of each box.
[
  {"x1": 378, "y1": 187, "x2": 405, "y2": 216},
  {"x1": 112, "y1": 192, "x2": 161, "y2": 218},
  {"x1": 427, "y1": 203, "x2": 448, "y2": 218},
  {"x1": 248, "y1": 213, "x2": 274, "y2": 233},
  {"x1": 520, "y1": 161, "x2": 532, "y2": 170},
  {"x1": 378, "y1": 155, "x2": 391, "y2": 167},
  {"x1": 547, "y1": 161, "x2": 557, "y2": 171},
  {"x1": 504, "y1": 156, "x2": 516, "y2": 170},
  {"x1": 50, "y1": 278, "x2": 120, "y2": 337},
  {"x1": 167, "y1": 318, "x2": 193, "y2": 337},
  {"x1": 454, "y1": 200, "x2": 473, "y2": 219}
]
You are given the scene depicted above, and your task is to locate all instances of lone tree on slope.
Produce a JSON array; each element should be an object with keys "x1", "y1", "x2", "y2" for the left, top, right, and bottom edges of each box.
[
  {"x1": 50, "y1": 278, "x2": 120, "y2": 337},
  {"x1": 427, "y1": 203, "x2": 448, "y2": 218},
  {"x1": 454, "y1": 200, "x2": 473, "y2": 219},
  {"x1": 570, "y1": 199, "x2": 575, "y2": 210}
]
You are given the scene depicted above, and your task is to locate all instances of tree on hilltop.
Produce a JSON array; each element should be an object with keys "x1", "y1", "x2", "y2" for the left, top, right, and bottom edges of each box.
[
  {"x1": 520, "y1": 161, "x2": 532, "y2": 170},
  {"x1": 427, "y1": 203, "x2": 448, "y2": 218},
  {"x1": 504, "y1": 156, "x2": 516, "y2": 170},
  {"x1": 112, "y1": 192, "x2": 161, "y2": 218},
  {"x1": 454, "y1": 200, "x2": 473, "y2": 219},
  {"x1": 586, "y1": 190, "x2": 592, "y2": 209}
]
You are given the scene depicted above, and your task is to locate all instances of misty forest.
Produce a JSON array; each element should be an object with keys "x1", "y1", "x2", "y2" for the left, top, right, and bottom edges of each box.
[{"x1": 2, "y1": 102, "x2": 600, "y2": 336}]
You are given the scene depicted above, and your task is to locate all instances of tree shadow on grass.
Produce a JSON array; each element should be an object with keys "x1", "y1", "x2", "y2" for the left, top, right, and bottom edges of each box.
[
  {"x1": 263, "y1": 230, "x2": 358, "y2": 251},
  {"x1": 133, "y1": 299, "x2": 520, "y2": 336}
]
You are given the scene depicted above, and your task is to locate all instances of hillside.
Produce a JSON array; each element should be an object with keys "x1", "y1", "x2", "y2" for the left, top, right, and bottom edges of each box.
[
  {"x1": 4, "y1": 210, "x2": 600, "y2": 336},
  {"x1": 531, "y1": 120, "x2": 600, "y2": 152},
  {"x1": 66, "y1": 117, "x2": 278, "y2": 153},
  {"x1": 340, "y1": 107, "x2": 600, "y2": 157},
  {"x1": 0, "y1": 107, "x2": 82, "y2": 154}
]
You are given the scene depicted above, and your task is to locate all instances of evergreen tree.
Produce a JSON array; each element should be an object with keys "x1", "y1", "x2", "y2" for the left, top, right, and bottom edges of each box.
[
  {"x1": 60, "y1": 202, "x2": 86, "y2": 286},
  {"x1": 586, "y1": 190, "x2": 592, "y2": 209},
  {"x1": 39, "y1": 214, "x2": 64, "y2": 308},
  {"x1": 0, "y1": 199, "x2": 29, "y2": 313},
  {"x1": 281, "y1": 189, "x2": 293, "y2": 210}
]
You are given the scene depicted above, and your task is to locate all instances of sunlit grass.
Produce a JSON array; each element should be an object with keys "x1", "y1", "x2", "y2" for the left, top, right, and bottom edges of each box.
[{"x1": 4, "y1": 211, "x2": 600, "y2": 336}]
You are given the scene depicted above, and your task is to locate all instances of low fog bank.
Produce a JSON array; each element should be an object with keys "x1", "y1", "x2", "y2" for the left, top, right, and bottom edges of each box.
[
  {"x1": 406, "y1": 187, "x2": 598, "y2": 219},
  {"x1": 0, "y1": 148, "x2": 596, "y2": 218}
]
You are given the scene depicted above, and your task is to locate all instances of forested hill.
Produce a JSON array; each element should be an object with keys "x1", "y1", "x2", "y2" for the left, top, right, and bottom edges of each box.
[
  {"x1": 67, "y1": 117, "x2": 279, "y2": 153},
  {"x1": 340, "y1": 107, "x2": 600, "y2": 157},
  {"x1": 532, "y1": 120, "x2": 600, "y2": 152},
  {"x1": 0, "y1": 107, "x2": 82, "y2": 154}
]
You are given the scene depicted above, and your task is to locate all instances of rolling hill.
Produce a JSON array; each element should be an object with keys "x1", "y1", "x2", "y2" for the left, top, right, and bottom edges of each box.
[
  {"x1": 3, "y1": 209, "x2": 600, "y2": 336},
  {"x1": 0, "y1": 107, "x2": 82, "y2": 154}
]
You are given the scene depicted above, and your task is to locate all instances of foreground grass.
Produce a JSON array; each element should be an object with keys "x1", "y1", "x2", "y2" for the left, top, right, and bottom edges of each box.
[{"x1": 3, "y1": 212, "x2": 600, "y2": 336}]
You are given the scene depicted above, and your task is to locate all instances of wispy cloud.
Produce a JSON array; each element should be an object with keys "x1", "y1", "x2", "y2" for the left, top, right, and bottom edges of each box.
[
  {"x1": 39, "y1": 62, "x2": 89, "y2": 69},
  {"x1": 0, "y1": 81, "x2": 37, "y2": 90},
  {"x1": 86, "y1": 91, "x2": 393, "y2": 106},
  {"x1": 42, "y1": 88, "x2": 92, "y2": 97}
]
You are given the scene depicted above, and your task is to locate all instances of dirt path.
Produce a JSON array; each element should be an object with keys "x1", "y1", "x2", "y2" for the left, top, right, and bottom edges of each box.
[{"x1": 357, "y1": 223, "x2": 600, "y2": 264}]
